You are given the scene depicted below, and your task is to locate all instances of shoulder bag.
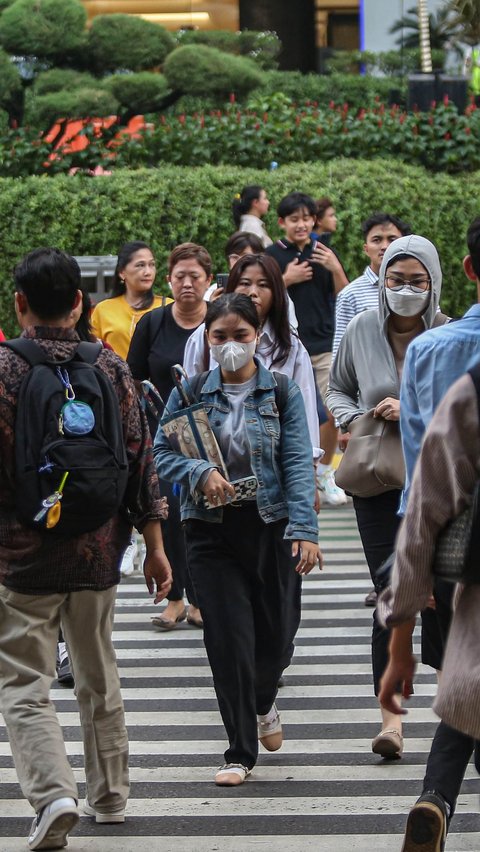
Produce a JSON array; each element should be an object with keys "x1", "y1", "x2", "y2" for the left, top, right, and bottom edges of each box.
[{"x1": 334, "y1": 408, "x2": 405, "y2": 498}]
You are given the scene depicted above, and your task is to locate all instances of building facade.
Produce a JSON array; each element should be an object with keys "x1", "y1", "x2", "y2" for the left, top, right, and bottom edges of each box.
[{"x1": 80, "y1": 1, "x2": 447, "y2": 71}]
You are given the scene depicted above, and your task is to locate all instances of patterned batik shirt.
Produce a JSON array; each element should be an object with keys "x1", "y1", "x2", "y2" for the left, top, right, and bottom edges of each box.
[{"x1": 0, "y1": 326, "x2": 167, "y2": 594}]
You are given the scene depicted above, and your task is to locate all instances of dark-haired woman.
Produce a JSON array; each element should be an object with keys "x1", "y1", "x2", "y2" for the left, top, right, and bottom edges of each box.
[
  {"x1": 91, "y1": 241, "x2": 169, "y2": 359},
  {"x1": 232, "y1": 186, "x2": 273, "y2": 249},
  {"x1": 184, "y1": 254, "x2": 320, "y2": 461},
  {"x1": 154, "y1": 293, "x2": 321, "y2": 787},
  {"x1": 127, "y1": 243, "x2": 213, "y2": 629}
]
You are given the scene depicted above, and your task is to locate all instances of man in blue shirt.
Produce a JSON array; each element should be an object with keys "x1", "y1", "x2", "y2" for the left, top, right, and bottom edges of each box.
[{"x1": 392, "y1": 217, "x2": 480, "y2": 852}]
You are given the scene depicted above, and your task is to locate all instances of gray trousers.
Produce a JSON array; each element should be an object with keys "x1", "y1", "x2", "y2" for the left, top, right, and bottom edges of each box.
[{"x1": 0, "y1": 584, "x2": 129, "y2": 814}]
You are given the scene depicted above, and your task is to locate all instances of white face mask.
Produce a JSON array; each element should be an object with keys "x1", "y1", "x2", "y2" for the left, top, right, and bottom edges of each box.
[
  {"x1": 385, "y1": 288, "x2": 431, "y2": 317},
  {"x1": 210, "y1": 339, "x2": 256, "y2": 372}
]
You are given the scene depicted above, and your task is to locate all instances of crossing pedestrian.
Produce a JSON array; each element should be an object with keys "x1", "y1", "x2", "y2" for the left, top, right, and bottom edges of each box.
[
  {"x1": 128, "y1": 243, "x2": 213, "y2": 629},
  {"x1": 379, "y1": 217, "x2": 480, "y2": 850},
  {"x1": 232, "y1": 185, "x2": 273, "y2": 248},
  {"x1": 327, "y1": 235, "x2": 449, "y2": 759},
  {"x1": 0, "y1": 247, "x2": 171, "y2": 850},
  {"x1": 154, "y1": 293, "x2": 321, "y2": 787}
]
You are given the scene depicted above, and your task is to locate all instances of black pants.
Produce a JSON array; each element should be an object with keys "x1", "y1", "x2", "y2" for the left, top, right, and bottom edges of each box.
[
  {"x1": 161, "y1": 479, "x2": 197, "y2": 606},
  {"x1": 185, "y1": 505, "x2": 301, "y2": 769},
  {"x1": 353, "y1": 490, "x2": 402, "y2": 696},
  {"x1": 423, "y1": 721, "x2": 477, "y2": 816}
]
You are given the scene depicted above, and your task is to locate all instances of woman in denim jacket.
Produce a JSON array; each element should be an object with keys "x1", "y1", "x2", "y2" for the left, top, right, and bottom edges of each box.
[{"x1": 154, "y1": 294, "x2": 321, "y2": 787}]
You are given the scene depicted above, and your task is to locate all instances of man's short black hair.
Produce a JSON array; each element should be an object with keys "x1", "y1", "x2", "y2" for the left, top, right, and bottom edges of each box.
[
  {"x1": 361, "y1": 213, "x2": 412, "y2": 240},
  {"x1": 277, "y1": 192, "x2": 317, "y2": 219},
  {"x1": 14, "y1": 248, "x2": 81, "y2": 321},
  {"x1": 467, "y1": 217, "x2": 480, "y2": 280}
]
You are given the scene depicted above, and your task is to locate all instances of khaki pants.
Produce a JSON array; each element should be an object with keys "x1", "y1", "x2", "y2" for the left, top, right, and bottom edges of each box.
[
  {"x1": 0, "y1": 585, "x2": 129, "y2": 814},
  {"x1": 309, "y1": 351, "x2": 332, "y2": 402}
]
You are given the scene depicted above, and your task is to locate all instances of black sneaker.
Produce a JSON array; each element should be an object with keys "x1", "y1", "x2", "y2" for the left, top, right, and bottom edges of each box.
[{"x1": 402, "y1": 790, "x2": 448, "y2": 852}]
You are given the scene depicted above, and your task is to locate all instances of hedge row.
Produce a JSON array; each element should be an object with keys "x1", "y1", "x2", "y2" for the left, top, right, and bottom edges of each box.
[
  {"x1": 0, "y1": 159, "x2": 477, "y2": 336},
  {"x1": 1, "y1": 99, "x2": 478, "y2": 178}
]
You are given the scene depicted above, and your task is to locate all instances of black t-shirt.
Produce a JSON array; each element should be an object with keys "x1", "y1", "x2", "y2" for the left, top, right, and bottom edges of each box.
[
  {"x1": 265, "y1": 238, "x2": 336, "y2": 355},
  {"x1": 127, "y1": 303, "x2": 203, "y2": 417}
]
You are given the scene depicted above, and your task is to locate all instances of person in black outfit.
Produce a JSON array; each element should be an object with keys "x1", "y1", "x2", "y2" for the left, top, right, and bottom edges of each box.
[
  {"x1": 265, "y1": 191, "x2": 348, "y2": 506},
  {"x1": 127, "y1": 243, "x2": 213, "y2": 629}
]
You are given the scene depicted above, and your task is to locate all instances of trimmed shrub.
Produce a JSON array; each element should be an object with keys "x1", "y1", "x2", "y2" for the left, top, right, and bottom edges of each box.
[
  {"x1": 0, "y1": 0, "x2": 86, "y2": 60},
  {"x1": 105, "y1": 72, "x2": 169, "y2": 113},
  {"x1": 260, "y1": 70, "x2": 404, "y2": 109},
  {"x1": 163, "y1": 45, "x2": 264, "y2": 97},
  {"x1": 34, "y1": 69, "x2": 100, "y2": 96},
  {"x1": 0, "y1": 160, "x2": 476, "y2": 336},
  {"x1": 177, "y1": 29, "x2": 281, "y2": 70},
  {"x1": 25, "y1": 88, "x2": 118, "y2": 128},
  {"x1": 87, "y1": 15, "x2": 175, "y2": 74}
]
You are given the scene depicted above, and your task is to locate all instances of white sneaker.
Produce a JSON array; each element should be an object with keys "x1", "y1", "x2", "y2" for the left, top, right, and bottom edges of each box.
[
  {"x1": 120, "y1": 536, "x2": 137, "y2": 576},
  {"x1": 135, "y1": 540, "x2": 146, "y2": 570},
  {"x1": 84, "y1": 798, "x2": 126, "y2": 823},
  {"x1": 28, "y1": 797, "x2": 79, "y2": 850},
  {"x1": 318, "y1": 467, "x2": 348, "y2": 506}
]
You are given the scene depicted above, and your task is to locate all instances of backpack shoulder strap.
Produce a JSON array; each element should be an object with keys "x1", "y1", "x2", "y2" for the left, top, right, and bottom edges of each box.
[
  {"x1": 2, "y1": 338, "x2": 49, "y2": 367},
  {"x1": 272, "y1": 371, "x2": 289, "y2": 414},
  {"x1": 468, "y1": 361, "x2": 480, "y2": 423},
  {"x1": 75, "y1": 340, "x2": 103, "y2": 364}
]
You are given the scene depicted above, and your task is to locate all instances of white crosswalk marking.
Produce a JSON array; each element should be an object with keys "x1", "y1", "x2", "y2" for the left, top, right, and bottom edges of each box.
[{"x1": 1, "y1": 506, "x2": 479, "y2": 850}]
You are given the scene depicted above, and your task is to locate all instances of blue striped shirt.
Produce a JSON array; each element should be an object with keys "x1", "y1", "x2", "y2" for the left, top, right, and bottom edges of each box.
[{"x1": 332, "y1": 266, "x2": 379, "y2": 360}]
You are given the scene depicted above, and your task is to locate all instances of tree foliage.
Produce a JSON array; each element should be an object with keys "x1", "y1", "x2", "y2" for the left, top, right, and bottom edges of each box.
[
  {"x1": 34, "y1": 69, "x2": 100, "y2": 95},
  {"x1": 104, "y1": 73, "x2": 169, "y2": 114},
  {"x1": 25, "y1": 87, "x2": 118, "y2": 128},
  {"x1": 164, "y1": 45, "x2": 263, "y2": 97},
  {"x1": 447, "y1": 0, "x2": 480, "y2": 45},
  {"x1": 388, "y1": 2, "x2": 480, "y2": 56},
  {"x1": 0, "y1": 0, "x2": 87, "y2": 60},
  {"x1": 0, "y1": 46, "x2": 21, "y2": 109},
  {"x1": 176, "y1": 29, "x2": 281, "y2": 70},
  {"x1": 87, "y1": 14, "x2": 175, "y2": 74}
]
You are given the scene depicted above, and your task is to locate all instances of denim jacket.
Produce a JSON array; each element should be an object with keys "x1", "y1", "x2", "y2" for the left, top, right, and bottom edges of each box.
[{"x1": 153, "y1": 361, "x2": 319, "y2": 543}]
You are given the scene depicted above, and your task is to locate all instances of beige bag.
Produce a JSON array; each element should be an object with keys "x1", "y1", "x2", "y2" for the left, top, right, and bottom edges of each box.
[{"x1": 334, "y1": 409, "x2": 405, "y2": 498}]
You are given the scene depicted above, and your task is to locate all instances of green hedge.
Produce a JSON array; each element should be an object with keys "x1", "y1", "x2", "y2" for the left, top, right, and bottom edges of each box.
[{"x1": 0, "y1": 160, "x2": 477, "y2": 336}]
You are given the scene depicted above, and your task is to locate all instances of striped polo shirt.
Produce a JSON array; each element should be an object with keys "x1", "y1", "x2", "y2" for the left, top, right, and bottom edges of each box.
[{"x1": 332, "y1": 265, "x2": 379, "y2": 360}]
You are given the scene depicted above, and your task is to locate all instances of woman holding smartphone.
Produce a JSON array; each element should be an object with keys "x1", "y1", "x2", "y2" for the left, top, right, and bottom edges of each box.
[{"x1": 154, "y1": 293, "x2": 321, "y2": 787}]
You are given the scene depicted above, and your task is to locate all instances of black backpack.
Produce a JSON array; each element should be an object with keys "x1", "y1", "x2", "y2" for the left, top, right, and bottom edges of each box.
[{"x1": 3, "y1": 338, "x2": 129, "y2": 536}]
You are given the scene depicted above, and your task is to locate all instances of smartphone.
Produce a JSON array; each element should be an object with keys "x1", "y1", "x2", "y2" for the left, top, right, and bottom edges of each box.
[
  {"x1": 202, "y1": 476, "x2": 258, "y2": 509},
  {"x1": 216, "y1": 273, "x2": 229, "y2": 289}
]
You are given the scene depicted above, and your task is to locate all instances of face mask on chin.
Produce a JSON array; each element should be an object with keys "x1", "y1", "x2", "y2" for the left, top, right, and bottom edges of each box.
[
  {"x1": 210, "y1": 339, "x2": 257, "y2": 372},
  {"x1": 385, "y1": 287, "x2": 431, "y2": 318}
]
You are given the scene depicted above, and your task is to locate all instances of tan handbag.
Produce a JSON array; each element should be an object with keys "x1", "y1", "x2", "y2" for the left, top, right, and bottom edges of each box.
[{"x1": 334, "y1": 409, "x2": 405, "y2": 498}]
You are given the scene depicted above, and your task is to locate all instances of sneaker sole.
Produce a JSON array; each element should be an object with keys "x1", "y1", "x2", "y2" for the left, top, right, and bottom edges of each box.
[
  {"x1": 29, "y1": 811, "x2": 79, "y2": 850},
  {"x1": 84, "y1": 804, "x2": 125, "y2": 823},
  {"x1": 402, "y1": 802, "x2": 445, "y2": 852}
]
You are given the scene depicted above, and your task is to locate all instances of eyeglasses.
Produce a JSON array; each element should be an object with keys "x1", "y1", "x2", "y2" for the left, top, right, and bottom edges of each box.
[{"x1": 385, "y1": 274, "x2": 431, "y2": 294}]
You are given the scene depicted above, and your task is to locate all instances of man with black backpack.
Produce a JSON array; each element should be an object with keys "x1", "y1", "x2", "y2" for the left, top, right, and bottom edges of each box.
[{"x1": 0, "y1": 248, "x2": 172, "y2": 850}]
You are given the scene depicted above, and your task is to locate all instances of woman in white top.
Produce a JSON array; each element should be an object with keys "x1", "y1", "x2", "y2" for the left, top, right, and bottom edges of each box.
[
  {"x1": 183, "y1": 253, "x2": 320, "y2": 463},
  {"x1": 232, "y1": 185, "x2": 273, "y2": 249}
]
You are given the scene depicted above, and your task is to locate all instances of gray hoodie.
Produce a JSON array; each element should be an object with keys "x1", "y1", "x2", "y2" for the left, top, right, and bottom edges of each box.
[{"x1": 326, "y1": 235, "x2": 448, "y2": 427}]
